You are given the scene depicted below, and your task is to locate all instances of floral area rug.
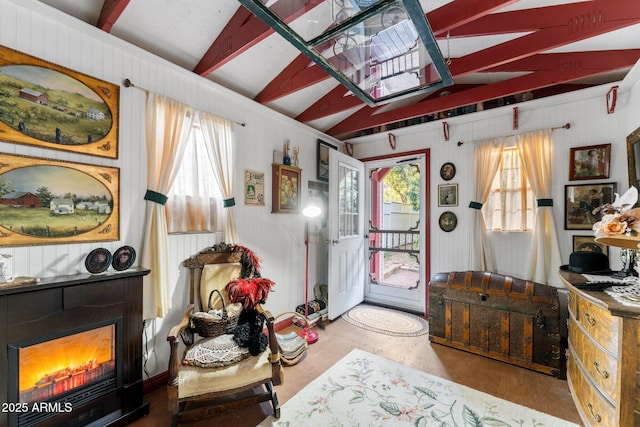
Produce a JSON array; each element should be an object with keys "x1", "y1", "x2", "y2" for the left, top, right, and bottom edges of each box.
[
  {"x1": 260, "y1": 349, "x2": 579, "y2": 427},
  {"x1": 341, "y1": 304, "x2": 429, "y2": 337}
]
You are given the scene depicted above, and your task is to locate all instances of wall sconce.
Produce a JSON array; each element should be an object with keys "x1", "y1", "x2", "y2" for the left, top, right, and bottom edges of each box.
[{"x1": 606, "y1": 85, "x2": 618, "y2": 114}]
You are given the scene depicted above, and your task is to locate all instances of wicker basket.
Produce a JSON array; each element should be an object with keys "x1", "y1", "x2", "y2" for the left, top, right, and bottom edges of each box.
[
  {"x1": 274, "y1": 311, "x2": 308, "y2": 366},
  {"x1": 190, "y1": 289, "x2": 242, "y2": 337}
]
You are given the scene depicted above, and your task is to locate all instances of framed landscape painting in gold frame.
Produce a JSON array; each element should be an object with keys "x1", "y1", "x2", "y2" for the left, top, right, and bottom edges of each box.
[
  {"x1": 0, "y1": 152, "x2": 119, "y2": 246},
  {"x1": 0, "y1": 45, "x2": 119, "y2": 159}
]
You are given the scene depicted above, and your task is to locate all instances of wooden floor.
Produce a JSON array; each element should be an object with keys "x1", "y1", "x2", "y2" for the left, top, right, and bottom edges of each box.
[{"x1": 130, "y1": 316, "x2": 582, "y2": 427}]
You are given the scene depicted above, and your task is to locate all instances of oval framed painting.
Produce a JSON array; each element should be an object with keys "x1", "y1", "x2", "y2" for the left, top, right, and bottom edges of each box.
[
  {"x1": 0, "y1": 152, "x2": 119, "y2": 246},
  {"x1": 440, "y1": 162, "x2": 456, "y2": 181},
  {"x1": 0, "y1": 45, "x2": 119, "y2": 159},
  {"x1": 85, "y1": 248, "x2": 112, "y2": 274}
]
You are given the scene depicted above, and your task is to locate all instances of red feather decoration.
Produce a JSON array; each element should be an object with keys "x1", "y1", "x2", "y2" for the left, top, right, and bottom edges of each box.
[
  {"x1": 231, "y1": 244, "x2": 262, "y2": 276},
  {"x1": 226, "y1": 277, "x2": 275, "y2": 309}
]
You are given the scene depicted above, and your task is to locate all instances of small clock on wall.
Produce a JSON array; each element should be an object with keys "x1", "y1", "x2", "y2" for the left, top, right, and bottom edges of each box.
[{"x1": 440, "y1": 162, "x2": 456, "y2": 181}]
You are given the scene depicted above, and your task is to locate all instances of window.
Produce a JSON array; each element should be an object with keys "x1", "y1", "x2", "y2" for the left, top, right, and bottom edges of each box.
[
  {"x1": 166, "y1": 119, "x2": 224, "y2": 234},
  {"x1": 483, "y1": 147, "x2": 534, "y2": 231}
]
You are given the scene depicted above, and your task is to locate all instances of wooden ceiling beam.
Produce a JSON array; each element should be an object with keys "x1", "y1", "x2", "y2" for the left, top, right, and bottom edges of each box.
[
  {"x1": 255, "y1": 0, "x2": 516, "y2": 103},
  {"x1": 193, "y1": 1, "x2": 324, "y2": 76},
  {"x1": 97, "y1": 0, "x2": 131, "y2": 32},
  {"x1": 326, "y1": 52, "x2": 639, "y2": 137},
  {"x1": 297, "y1": 49, "x2": 640, "y2": 122}
]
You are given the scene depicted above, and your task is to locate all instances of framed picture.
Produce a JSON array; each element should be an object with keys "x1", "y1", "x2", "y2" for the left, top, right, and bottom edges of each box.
[
  {"x1": 564, "y1": 182, "x2": 616, "y2": 230},
  {"x1": 0, "y1": 45, "x2": 119, "y2": 159},
  {"x1": 244, "y1": 169, "x2": 265, "y2": 206},
  {"x1": 272, "y1": 164, "x2": 301, "y2": 213},
  {"x1": 572, "y1": 235, "x2": 609, "y2": 256},
  {"x1": 569, "y1": 144, "x2": 611, "y2": 180},
  {"x1": 440, "y1": 162, "x2": 456, "y2": 181},
  {"x1": 438, "y1": 183, "x2": 458, "y2": 207},
  {"x1": 0, "y1": 152, "x2": 119, "y2": 246},
  {"x1": 438, "y1": 211, "x2": 457, "y2": 232},
  {"x1": 317, "y1": 139, "x2": 336, "y2": 182}
]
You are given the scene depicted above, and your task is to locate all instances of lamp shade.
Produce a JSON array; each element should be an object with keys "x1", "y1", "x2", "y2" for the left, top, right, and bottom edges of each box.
[{"x1": 303, "y1": 196, "x2": 322, "y2": 218}]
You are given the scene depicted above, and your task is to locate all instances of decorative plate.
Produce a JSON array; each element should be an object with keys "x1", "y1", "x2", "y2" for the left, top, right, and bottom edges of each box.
[
  {"x1": 440, "y1": 162, "x2": 456, "y2": 181},
  {"x1": 85, "y1": 248, "x2": 112, "y2": 274},
  {"x1": 439, "y1": 211, "x2": 458, "y2": 232},
  {"x1": 112, "y1": 246, "x2": 136, "y2": 271}
]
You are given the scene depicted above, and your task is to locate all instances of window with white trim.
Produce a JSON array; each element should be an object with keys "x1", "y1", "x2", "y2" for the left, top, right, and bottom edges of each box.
[{"x1": 483, "y1": 147, "x2": 535, "y2": 231}]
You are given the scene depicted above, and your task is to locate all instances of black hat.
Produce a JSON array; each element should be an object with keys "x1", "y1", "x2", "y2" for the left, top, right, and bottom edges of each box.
[{"x1": 560, "y1": 251, "x2": 613, "y2": 275}]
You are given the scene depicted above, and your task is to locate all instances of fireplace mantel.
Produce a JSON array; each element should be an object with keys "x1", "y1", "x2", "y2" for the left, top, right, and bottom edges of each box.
[{"x1": 0, "y1": 267, "x2": 150, "y2": 427}]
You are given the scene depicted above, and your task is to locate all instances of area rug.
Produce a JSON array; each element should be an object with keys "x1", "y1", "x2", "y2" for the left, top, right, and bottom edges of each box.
[
  {"x1": 341, "y1": 304, "x2": 429, "y2": 337},
  {"x1": 260, "y1": 349, "x2": 579, "y2": 427}
]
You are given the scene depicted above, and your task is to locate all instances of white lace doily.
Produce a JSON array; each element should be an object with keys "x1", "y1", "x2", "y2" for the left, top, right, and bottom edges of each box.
[{"x1": 604, "y1": 277, "x2": 640, "y2": 307}]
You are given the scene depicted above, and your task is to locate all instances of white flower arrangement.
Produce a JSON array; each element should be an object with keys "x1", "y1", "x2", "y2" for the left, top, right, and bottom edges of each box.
[{"x1": 592, "y1": 186, "x2": 640, "y2": 238}]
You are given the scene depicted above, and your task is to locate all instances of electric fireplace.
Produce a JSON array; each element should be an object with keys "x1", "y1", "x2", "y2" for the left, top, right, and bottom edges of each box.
[
  {"x1": 0, "y1": 268, "x2": 149, "y2": 427},
  {"x1": 8, "y1": 319, "x2": 123, "y2": 426}
]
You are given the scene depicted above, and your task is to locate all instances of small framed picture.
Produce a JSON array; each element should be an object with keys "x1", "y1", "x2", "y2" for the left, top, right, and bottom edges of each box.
[
  {"x1": 438, "y1": 211, "x2": 457, "y2": 232},
  {"x1": 564, "y1": 182, "x2": 617, "y2": 230},
  {"x1": 440, "y1": 162, "x2": 456, "y2": 181},
  {"x1": 572, "y1": 235, "x2": 609, "y2": 256},
  {"x1": 317, "y1": 139, "x2": 336, "y2": 182},
  {"x1": 438, "y1": 184, "x2": 458, "y2": 207},
  {"x1": 569, "y1": 144, "x2": 611, "y2": 180}
]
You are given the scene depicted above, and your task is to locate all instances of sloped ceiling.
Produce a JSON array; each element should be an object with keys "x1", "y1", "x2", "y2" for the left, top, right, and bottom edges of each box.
[{"x1": 35, "y1": 0, "x2": 640, "y2": 140}]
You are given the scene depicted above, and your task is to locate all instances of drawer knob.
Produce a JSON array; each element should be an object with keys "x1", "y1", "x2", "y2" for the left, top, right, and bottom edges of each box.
[
  {"x1": 584, "y1": 312, "x2": 597, "y2": 326},
  {"x1": 587, "y1": 403, "x2": 602, "y2": 423},
  {"x1": 593, "y1": 361, "x2": 609, "y2": 379}
]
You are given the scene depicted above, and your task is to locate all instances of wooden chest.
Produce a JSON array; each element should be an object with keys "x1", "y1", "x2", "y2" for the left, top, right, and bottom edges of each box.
[{"x1": 428, "y1": 271, "x2": 564, "y2": 377}]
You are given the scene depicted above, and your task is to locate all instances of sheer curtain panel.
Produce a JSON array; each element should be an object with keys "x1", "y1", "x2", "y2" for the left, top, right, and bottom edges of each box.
[
  {"x1": 515, "y1": 130, "x2": 562, "y2": 287},
  {"x1": 141, "y1": 94, "x2": 194, "y2": 319}
]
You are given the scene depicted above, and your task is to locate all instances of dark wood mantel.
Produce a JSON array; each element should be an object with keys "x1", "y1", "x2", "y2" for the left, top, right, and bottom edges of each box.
[{"x1": 0, "y1": 267, "x2": 150, "y2": 427}]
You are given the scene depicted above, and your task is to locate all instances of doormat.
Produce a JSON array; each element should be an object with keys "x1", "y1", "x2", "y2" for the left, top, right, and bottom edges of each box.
[{"x1": 341, "y1": 304, "x2": 429, "y2": 337}]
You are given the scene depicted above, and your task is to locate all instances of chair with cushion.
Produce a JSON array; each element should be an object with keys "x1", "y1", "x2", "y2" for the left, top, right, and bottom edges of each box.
[{"x1": 167, "y1": 243, "x2": 282, "y2": 426}]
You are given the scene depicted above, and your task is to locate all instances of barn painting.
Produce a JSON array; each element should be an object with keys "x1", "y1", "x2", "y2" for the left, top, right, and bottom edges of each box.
[{"x1": 0, "y1": 152, "x2": 119, "y2": 246}]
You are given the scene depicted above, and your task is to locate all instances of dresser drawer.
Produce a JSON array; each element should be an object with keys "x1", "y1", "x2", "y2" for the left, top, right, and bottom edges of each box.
[
  {"x1": 572, "y1": 292, "x2": 619, "y2": 354},
  {"x1": 567, "y1": 349, "x2": 617, "y2": 427},
  {"x1": 568, "y1": 321, "x2": 619, "y2": 403}
]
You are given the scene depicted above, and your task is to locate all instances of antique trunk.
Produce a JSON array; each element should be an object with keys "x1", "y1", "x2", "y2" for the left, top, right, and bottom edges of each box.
[{"x1": 428, "y1": 271, "x2": 564, "y2": 377}]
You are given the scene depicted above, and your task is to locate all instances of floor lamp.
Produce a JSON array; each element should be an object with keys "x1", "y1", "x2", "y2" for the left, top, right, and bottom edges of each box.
[{"x1": 298, "y1": 192, "x2": 322, "y2": 344}]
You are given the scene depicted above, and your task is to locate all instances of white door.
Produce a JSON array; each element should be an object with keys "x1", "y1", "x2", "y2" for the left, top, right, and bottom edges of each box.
[
  {"x1": 364, "y1": 155, "x2": 426, "y2": 313},
  {"x1": 327, "y1": 149, "x2": 365, "y2": 320}
]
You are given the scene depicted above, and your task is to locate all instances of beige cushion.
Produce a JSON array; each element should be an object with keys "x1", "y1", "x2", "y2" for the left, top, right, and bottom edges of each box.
[
  {"x1": 199, "y1": 263, "x2": 242, "y2": 310},
  {"x1": 178, "y1": 347, "x2": 273, "y2": 399}
]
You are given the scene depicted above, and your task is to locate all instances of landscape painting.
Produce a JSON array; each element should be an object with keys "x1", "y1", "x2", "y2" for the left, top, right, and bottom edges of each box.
[
  {"x1": 0, "y1": 45, "x2": 119, "y2": 159},
  {"x1": 0, "y1": 153, "x2": 119, "y2": 246}
]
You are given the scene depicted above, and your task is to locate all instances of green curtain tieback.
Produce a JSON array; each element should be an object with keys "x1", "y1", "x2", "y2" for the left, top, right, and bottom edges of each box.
[
  {"x1": 469, "y1": 201, "x2": 483, "y2": 209},
  {"x1": 144, "y1": 189, "x2": 168, "y2": 206},
  {"x1": 223, "y1": 197, "x2": 236, "y2": 207},
  {"x1": 537, "y1": 198, "x2": 553, "y2": 207}
]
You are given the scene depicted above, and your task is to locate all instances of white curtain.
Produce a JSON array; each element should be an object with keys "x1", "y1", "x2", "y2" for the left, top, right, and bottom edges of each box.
[
  {"x1": 515, "y1": 130, "x2": 562, "y2": 287},
  {"x1": 199, "y1": 111, "x2": 237, "y2": 243},
  {"x1": 469, "y1": 138, "x2": 505, "y2": 270},
  {"x1": 141, "y1": 94, "x2": 194, "y2": 319}
]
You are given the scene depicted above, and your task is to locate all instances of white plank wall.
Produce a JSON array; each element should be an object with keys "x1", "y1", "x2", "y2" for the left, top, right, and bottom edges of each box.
[{"x1": 1, "y1": 0, "x2": 639, "y2": 378}]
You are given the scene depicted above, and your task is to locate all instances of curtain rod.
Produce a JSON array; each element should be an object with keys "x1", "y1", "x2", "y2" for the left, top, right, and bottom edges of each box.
[
  {"x1": 456, "y1": 123, "x2": 570, "y2": 147},
  {"x1": 122, "y1": 78, "x2": 247, "y2": 127}
]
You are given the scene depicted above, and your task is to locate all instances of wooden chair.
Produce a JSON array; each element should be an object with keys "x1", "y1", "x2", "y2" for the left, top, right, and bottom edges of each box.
[{"x1": 167, "y1": 245, "x2": 282, "y2": 426}]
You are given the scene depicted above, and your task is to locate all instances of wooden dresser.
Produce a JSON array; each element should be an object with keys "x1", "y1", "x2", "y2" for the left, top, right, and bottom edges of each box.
[{"x1": 560, "y1": 270, "x2": 640, "y2": 427}]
